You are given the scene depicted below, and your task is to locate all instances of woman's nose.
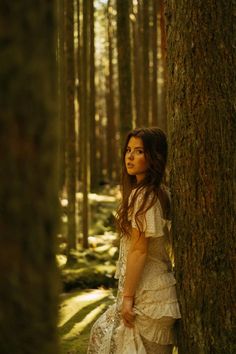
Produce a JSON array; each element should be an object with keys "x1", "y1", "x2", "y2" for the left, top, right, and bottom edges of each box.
[
  {"x1": 128, "y1": 151, "x2": 134, "y2": 159},
  {"x1": 129, "y1": 153, "x2": 134, "y2": 160}
]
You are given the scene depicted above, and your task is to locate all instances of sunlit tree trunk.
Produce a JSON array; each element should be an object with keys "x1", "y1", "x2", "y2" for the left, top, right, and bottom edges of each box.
[
  {"x1": 116, "y1": 0, "x2": 132, "y2": 148},
  {"x1": 165, "y1": 1, "x2": 236, "y2": 353},
  {"x1": 65, "y1": 0, "x2": 77, "y2": 259},
  {"x1": 0, "y1": 2, "x2": 59, "y2": 353}
]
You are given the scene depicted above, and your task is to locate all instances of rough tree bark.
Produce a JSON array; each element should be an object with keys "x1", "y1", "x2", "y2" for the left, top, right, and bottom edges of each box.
[
  {"x1": 0, "y1": 2, "x2": 60, "y2": 353},
  {"x1": 165, "y1": 1, "x2": 236, "y2": 353}
]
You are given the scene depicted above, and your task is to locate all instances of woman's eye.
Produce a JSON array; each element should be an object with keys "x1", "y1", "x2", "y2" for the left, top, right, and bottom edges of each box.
[{"x1": 136, "y1": 150, "x2": 143, "y2": 154}]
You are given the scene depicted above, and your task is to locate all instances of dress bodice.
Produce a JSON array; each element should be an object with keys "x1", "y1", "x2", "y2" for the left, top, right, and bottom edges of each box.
[{"x1": 115, "y1": 188, "x2": 176, "y2": 293}]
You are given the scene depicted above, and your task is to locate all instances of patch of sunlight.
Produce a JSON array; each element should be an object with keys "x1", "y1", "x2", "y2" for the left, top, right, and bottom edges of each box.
[
  {"x1": 60, "y1": 198, "x2": 68, "y2": 207},
  {"x1": 76, "y1": 192, "x2": 116, "y2": 203},
  {"x1": 59, "y1": 289, "x2": 110, "y2": 327},
  {"x1": 173, "y1": 347, "x2": 178, "y2": 354},
  {"x1": 62, "y1": 303, "x2": 107, "y2": 340},
  {"x1": 56, "y1": 254, "x2": 67, "y2": 267}
]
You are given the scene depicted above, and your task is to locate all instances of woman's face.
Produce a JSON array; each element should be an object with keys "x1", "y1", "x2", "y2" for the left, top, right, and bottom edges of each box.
[{"x1": 125, "y1": 136, "x2": 149, "y2": 182}]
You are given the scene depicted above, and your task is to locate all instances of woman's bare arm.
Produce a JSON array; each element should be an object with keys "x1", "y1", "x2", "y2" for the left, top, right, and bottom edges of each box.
[
  {"x1": 121, "y1": 228, "x2": 149, "y2": 327},
  {"x1": 123, "y1": 227, "x2": 148, "y2": 296}
]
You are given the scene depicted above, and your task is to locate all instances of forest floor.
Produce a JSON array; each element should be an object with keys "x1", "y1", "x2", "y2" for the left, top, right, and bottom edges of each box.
[
  {"x1": 59, "y1": 288, "x2": 115, "y2": 354},
  {"x1": 58, "y1": 187, "x2": 118, "y2": 353}
]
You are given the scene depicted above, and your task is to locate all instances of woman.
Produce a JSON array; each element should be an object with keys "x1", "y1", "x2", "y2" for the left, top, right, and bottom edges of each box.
[{"x1": 87, "y1": 127, "x2": 181, "y2": 354}]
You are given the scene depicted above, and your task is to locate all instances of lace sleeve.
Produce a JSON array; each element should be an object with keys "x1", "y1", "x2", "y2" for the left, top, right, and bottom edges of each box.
[{"x1": 130, "y1": 191, "x2": 170, "y2": 238}]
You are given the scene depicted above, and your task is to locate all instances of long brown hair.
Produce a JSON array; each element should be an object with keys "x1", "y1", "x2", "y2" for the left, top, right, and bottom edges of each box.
[{"x1": 116, "y1": 127, "x2": 170, "y2": 236}]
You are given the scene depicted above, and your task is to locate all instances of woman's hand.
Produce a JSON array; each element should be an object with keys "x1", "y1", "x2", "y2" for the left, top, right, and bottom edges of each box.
[{"x1": 121, "y1": 297, "x2": 135, "y2": 328}]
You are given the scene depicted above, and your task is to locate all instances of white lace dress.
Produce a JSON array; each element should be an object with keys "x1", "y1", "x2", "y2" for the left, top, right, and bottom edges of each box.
[{"x1": 87, "y1": 192, "x2": 181, "y2": 354}]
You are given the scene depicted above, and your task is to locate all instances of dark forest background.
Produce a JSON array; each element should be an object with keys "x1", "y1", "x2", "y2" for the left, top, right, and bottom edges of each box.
[{"x1": 0, "y1": 1, "x2": 235, "y2": 354}]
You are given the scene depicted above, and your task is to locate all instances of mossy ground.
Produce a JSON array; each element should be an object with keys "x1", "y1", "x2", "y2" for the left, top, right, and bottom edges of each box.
[{"x1": 59, "y1": 288, "x2": 115, "y2": 354}]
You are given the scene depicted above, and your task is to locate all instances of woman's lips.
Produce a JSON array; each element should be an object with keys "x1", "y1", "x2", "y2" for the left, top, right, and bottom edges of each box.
[{"x1": 126, "y1": 163, "x2": 134, "y2": 168}]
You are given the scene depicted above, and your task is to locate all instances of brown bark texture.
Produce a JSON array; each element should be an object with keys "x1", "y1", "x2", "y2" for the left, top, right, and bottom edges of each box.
[
  {"x1": 165, "y1": 1, "x2": 236, "y2": 353},
  {"x1": 0, "y1": 2, "x2": 60, "y2": 353}
]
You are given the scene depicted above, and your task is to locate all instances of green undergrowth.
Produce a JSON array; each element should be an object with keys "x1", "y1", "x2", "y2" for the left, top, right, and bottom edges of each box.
[
  {"x1": 59, "y1": 238, "x2": 119, "y2": 292},
  {"x1": 61, "y1": 264, "x2": 117, "y2": 291}
]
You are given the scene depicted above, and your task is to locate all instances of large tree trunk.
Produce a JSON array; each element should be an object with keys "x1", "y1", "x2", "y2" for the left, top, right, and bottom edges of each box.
[
  {"x1": 65, "y1": 0, "x2": 77, "y2": 257},
  {"x1": 116, "y1": 0, "x2": 132, "y2": 148},
  {"x1": 0, "y1": 2, "x2": 59, "y2": 353},
  {"x1": 165, "y1": 1, "x2": 236, "y2": 353}
]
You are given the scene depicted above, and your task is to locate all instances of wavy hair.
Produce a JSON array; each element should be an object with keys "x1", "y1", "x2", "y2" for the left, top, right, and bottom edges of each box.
[{"x1": 116, "y1": 127, "x2": 170, "y2": 237}]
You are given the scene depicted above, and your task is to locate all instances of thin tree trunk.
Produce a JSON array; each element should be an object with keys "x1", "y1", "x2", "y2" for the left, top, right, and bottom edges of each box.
[
  {"x1": 89, "y1": 0, "x2": 97, "y2": 191},
  {"x1": 165, "y1": 1, "x2": 236, "y2": 353},
  {"x1": 159, "y1": 0, "x2": 167, "y2": 131},
  {"x1": 65, "y1": 0, "x2": 77, "y2": 257},
  {"x1": 77, "y1": 0, "x2": 83, "y2": 184},
  {"x1": 81, "y1": 0, "x2": 89, "y2": 249},
  {"x1": 0, "y1": 2, "x2": 59, "y2": 353},
  {"x1": 142, "y1": 0, "x2": 150, "y2": 126},
  {"x1": 116, "y1": 0, "x2": 132, "y2": 148},
  {"x1": 136, "y1": 0, "x2": 144, "y2": 126},
  {"x1": 151, "y1": 0, "x2": 158, "y2": 126},
  {"x1": 106, "y1": 0, "x2": 116, "y2": 182},
  {"x1": 58, "y1": 0, "x2": 66, "y2": 192},
  {"x1": 131, "y1": 2, "x2": 141, "y2": 127}
]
